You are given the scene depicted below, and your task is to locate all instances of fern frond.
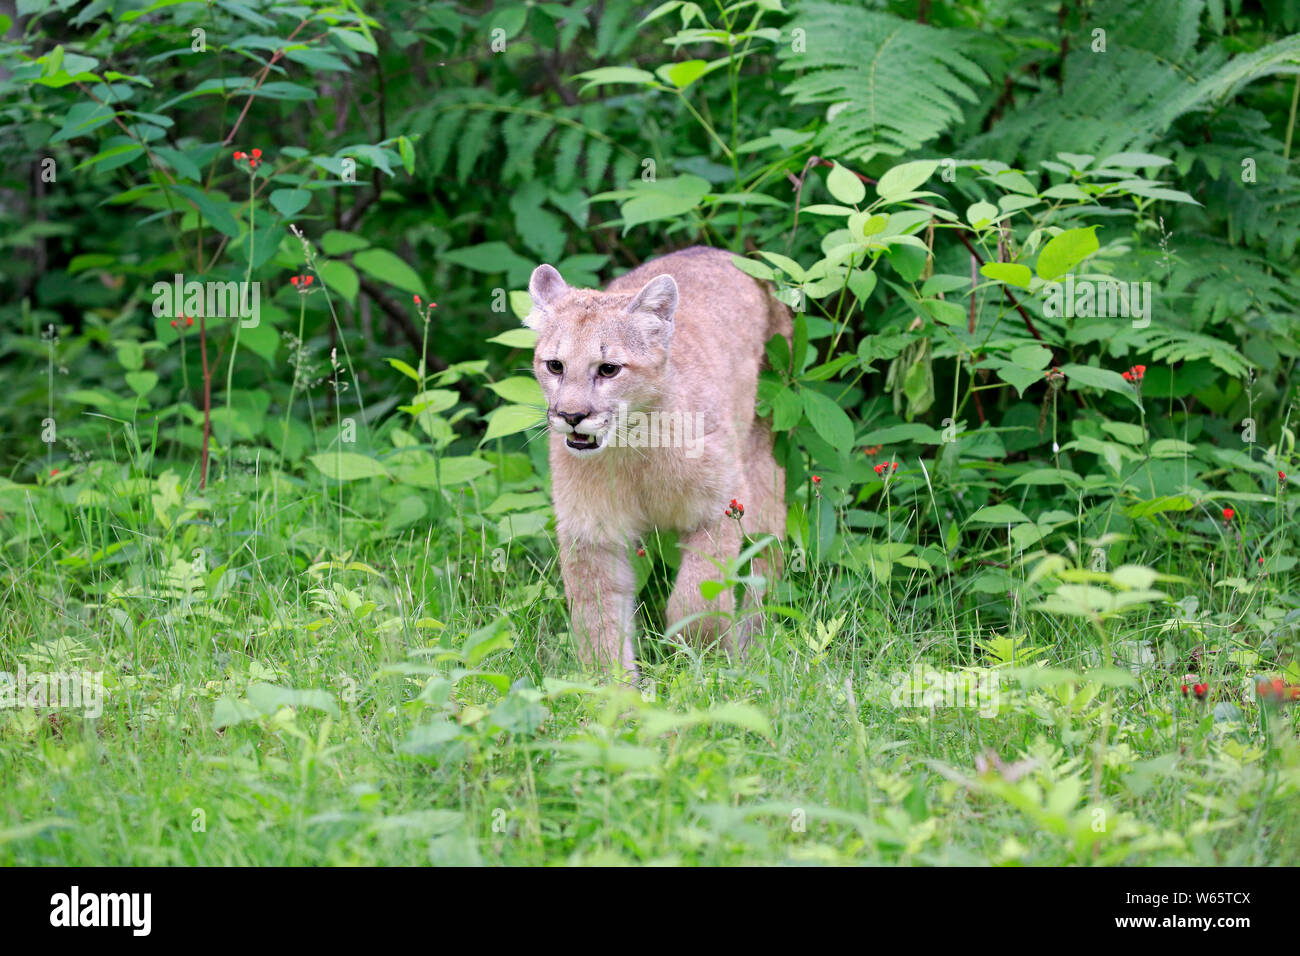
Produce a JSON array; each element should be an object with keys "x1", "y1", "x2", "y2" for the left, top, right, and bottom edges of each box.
[
  {"x1": 1166, "y1": 241, "x2": 1299, "y2": 330},
  {"x1": 1128, "y1": 325, "x2": 1251, "y2": 379},
  {"x1": 779, "y1": 1, "x2": 989, "y2": 163},
  {"x1": 963, "y1": 22, "x2": 1300, "y2": 165}
]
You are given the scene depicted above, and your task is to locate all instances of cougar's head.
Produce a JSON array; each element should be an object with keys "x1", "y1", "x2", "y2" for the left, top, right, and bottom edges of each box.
[{"x1": 525, "y1": 263, "x2": 677, "y2": 459}]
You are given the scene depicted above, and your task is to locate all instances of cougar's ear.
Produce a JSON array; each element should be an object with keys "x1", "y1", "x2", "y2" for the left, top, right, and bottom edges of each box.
[
  {"x1": 525, "y1": 264, "x2": 568, "y2": 329},
  {"x1": 625, "y1": 274, "x2": 678, "y2": 348}
]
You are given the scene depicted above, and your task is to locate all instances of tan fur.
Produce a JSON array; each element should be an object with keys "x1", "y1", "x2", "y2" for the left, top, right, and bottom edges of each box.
[{"x1": 526, "y1": 246, "x2": 793, "y2": 675}]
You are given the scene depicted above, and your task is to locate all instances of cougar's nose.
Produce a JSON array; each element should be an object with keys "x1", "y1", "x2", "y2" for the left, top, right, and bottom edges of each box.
[{"x1": 556, "y1": 410, "x2": 588, "y2": 428}]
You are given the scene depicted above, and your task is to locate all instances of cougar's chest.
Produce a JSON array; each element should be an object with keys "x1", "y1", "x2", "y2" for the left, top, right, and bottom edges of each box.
[{"x1": 621, "y1": 440, "x2": 728, "y2": 532}]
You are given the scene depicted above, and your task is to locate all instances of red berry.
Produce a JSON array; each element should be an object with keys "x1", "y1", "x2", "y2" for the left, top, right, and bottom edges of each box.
[
  {"x1": 291, "y1": 276, "x2": 300, "y2": 287},
  {"x1": 1222, "y1": 507, "x2": 1234, "y2": 521},
  {"x1": 50, "y1": 468, "x2": 59, "y2": 476},
  {"x1": 636, "y1": 547, "x2": 646, "y2": 557},
  {"x1": 251, "y1": 148, "x2": 262, "y2": 158},
  {"x1": 414, "y1": 295, "x2": 421, "y2": 305},
  {"x1": 812, "y1": 475, "x2": 821, "y2": 484},
  {"x1": 1122, "y1": 371, "x2": 1133, "y2": 381},
  {"x1": 233, "y1": 151, "x2": 245, "y2": 160},
  {"x1": 170, "y1": 320, "x2": 178, "y2": 328},
  {"x1": 874, "y1": 464, "x2": 884, "y2": 475},
  {"x1": 1181, "y1": 684, "x2": 1189, "y2": 696},
  {"x1": 304, "y1": 275, "x2": 313, "y2": 285},
  {"x1": 186, "y1": 316, "x2": 193, "y2": 327},
  {"x1": 1280, "y1": 471, "x2": 1287, "y2": 482}
]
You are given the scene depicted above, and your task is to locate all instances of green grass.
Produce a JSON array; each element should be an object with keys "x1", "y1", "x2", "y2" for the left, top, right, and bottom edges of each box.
[{"x1": 1, "y1": 460, "x2": 1298, "y2": 867}]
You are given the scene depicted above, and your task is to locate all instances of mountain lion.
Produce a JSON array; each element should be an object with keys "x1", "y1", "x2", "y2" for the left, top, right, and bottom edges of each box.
[{"x1": 526, "y1": 246, "x2": 793, "y2": 675}]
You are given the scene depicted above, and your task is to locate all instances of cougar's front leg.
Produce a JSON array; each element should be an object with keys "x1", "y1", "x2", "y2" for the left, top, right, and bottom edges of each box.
[
  {"x1": 666, "y1": 516, "x2": 744, "y2": 655},
  {"x1": 557, "y1": 534, "x2": 639, "y2": 677}
]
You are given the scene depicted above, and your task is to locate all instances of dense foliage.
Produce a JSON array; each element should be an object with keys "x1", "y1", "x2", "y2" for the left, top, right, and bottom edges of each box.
[{"x1": 1, "y1": 0, "x2": 1298, "y2": 864}]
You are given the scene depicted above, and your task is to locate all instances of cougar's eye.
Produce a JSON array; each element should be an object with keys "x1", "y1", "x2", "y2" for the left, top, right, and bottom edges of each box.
[
  {"x1": 597, "y1": 363, "x2": 621, "y2": 378},
  {"x1": 545, "y1": 360, "x2": 564, "y2": 375}
]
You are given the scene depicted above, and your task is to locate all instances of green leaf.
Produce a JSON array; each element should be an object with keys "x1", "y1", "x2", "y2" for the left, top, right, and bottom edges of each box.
[
  {"x1": 1150, "y1": 438, "x2": 1196, "y2": 458},
  {"x1": 572, "y1": 66, "x2": 657, "y2": 92},
  {"x1": 486, "y1": 376, "x2": 543, "y2": 405},
  {"x1": 1060, "y1": 363, "x2": 1140, "y2": 408},
  {"x1": 172, "y1": 184, "x2": 240, "y2": 237},
  {"x1": 699, "y1": 579, "x2": 728, "y2": 600},
  {"x1": 269, "y1": 188, "x2": 311, "y2": 218},
  {"x1": 308, "y1": 452, "x2": 390, "y2": 481},
  {"x1": 826, "y1": 162, "x2": 866, "y2": 205},
  {"x1": 656, "y1": 58, "x2": 712, "y2": 89},
  {"x1": 996, "y1": 365, "x2": 1044, "y2": 398},
  {"x1": 486, "y1": 328, "x2": 538, "y2": 349},
  {"x1": 462, "y1": 619, "x2": 514, "y2": 667},
  {"x1": 966, "y1": 201, "x2": 998, "y2": 227},
  {"x1": 921, "y1": 298, "x2": 964, "y2": 326},
  {"x1": 441, "y1": 242, "x2": 535, "y2": 279},
  {"x1": 432, "y1": 456, "x2": 494, "y2": 485},
  {"x1": 509, "y1": 290, "x2": 533, "y2": 319},
  {"x1": 51, "y1": 101, "x2": 114, "y2": 143},
  {"x1": 757, "y1": 251, "x2": 807, "y2": 282},
  {"x1": 387, "y1": 358, "x2": 421, "y2": 383},
  {"x1": 876, "y1": 160, "x2": 939, "y2": 201},
  {"x1": 318, "y1": 260, "x2": 359, "y2": 302},
  {"x1": 1010, "y1": 468, "x2": 1080, "y2": 487},
  {"x1": 980, "y1": 262, "x2": 1032, "y2": 289},
  {"x1": 1098, "y1": 152, "x2": 1173, "y2": 169},
  {"x1": 397, "y1": 135, "x2": 415, "y2": 175},
  {"x1": 252, "y1": 82, "x2": 316, "y2": 101},
  {"x1": 639, "y1": 701, "x2": 772, "y2": 739},
  {"x1": 125, "y1": 371, "x2": 158, "y2": 398},
  {"x1": 353, "y1": 248, "x2": 427, "y2": 297},
  {"x1": 321, "y1": 230, "x2": 370, "y2": 255},
  {"x1": 859, "y1": 422, "x2": 944, "y2": 445},
  {"x1": 729, "y1": 256, "x2": 777, "y2": 281},
  {"x1": 400, "y1": 389, "x2": 459, "y2": 416},
  {"x1": 770, "y1": 387, "x2": 802, "y2": 431},
  {"x1": 1009, "y1": 345, "x2": 1052, "y2": 369},
  {"x1": 1036, "y1": 226, "x2": 1100, "y2": 281},
  {"x1": 986, "y1": 170, "x2": 1036, "y2": 196},
  {"x1": 999, "y1": 195, "x2": 1041, "y2": 213},
  {"x1": 246, "y1": 683, "x2": 340, "y2": 718},
  {"x1": 968, "y1": 504, "x2": 1031, "y2": 524},
  {"x1": 1111, "y1": 565, "x2": 1157, "y2": 589},
  {"x1": 800, "y1": 388, "x2": 854, "y2": 449},
  {"x1": 74, "y1": 142, "x2": 144, "y2": 173},
  {"x1": 1126, "y1": 494, "x2": 1195, "y2": 518},
  {"x1": 847, "y1": 269, "x2": 877, "y2": 303},
  {"x1": 212, "y1": 696, "x2": 260, "y2": 728},
  {"x1": 398, "y1": 456, "x2": 494, "y2": 487},
  {"x1": 151, "y1": 146, "x2": 201, "y2": 181},
  {"x1": 331, "y1": 26, "x2": 377, "y2": 55},
  {"x1": 483, "y1": 405, "x2": 543, "y2": 441},
  {"x1": 1101, "y1": 421, "x2": 1145, "y2": 445},
  {"x1": 284, "y1": 48, "x2": 351, "y2": 72},
  {"x1": 618, "y1": 175, "x2": 710, "y2": 230}
]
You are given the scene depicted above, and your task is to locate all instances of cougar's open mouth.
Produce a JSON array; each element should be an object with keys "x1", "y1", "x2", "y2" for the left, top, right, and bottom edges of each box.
[{"x1": 565, "y1": 433, "x2": 601, "y2": 451}]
